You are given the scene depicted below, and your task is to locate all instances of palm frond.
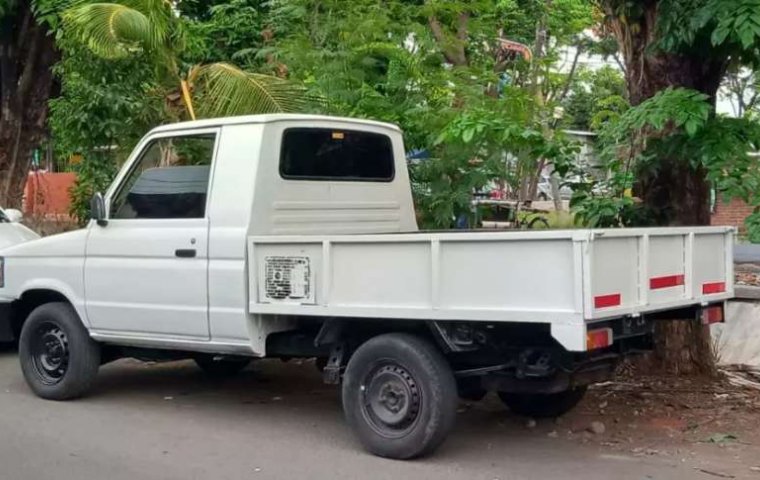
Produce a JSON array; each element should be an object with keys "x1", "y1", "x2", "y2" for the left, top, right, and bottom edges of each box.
[
  {"x1": 64, "y1": 2, "x2": 166, "y2": 58},
  {"x1": 190, "y1": 62, "x2": 318, "y2": 117}
]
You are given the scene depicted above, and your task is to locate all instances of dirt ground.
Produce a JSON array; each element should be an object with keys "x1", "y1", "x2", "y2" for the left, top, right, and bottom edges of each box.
[
  {"x1": 736, "y1": 263, "x2": 760, "y2": 287},
  {"x1": 503, "y1": 370, "x2": 760, "y2": 479}
]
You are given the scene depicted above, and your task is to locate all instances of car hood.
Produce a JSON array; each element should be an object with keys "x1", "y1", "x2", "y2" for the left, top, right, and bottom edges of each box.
[
  {"x1": 0, "y1": 223, "x2": 40, "y2": 251},
  {"x1": 0, "y1": 227, "x2": 87, "y2": 258}
]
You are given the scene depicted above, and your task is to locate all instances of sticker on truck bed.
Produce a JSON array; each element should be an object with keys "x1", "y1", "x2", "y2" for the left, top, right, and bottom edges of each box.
[{"x1": 263, "y1": 256, "x2": 315, "y2": 303}]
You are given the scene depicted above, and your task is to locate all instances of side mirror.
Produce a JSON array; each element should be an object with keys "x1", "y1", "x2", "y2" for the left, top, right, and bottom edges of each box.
[
  {"x1": 90, "y1": 192, "x2": 108, "y2": 227},
  {"x1": 4, "y1": 208, "x2": 22, "y2": 223}
]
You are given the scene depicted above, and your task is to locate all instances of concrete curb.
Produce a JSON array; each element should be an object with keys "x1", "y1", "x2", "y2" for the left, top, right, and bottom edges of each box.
[{"x1": 734, "y1": 285, "x2": 760, "y2": 300}]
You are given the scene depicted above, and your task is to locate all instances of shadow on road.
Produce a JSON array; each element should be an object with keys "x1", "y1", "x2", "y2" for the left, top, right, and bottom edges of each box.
[{"x1": 1, "y1": 351, "x2": 538, "y2": 459}]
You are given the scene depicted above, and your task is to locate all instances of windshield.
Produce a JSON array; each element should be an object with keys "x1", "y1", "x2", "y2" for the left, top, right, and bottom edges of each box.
[{"x1": 0, "y1": 208, "x2": 8, "y2": 223}]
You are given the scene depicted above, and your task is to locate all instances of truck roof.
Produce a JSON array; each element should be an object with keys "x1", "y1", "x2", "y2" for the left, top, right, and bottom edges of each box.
[{"x1": 150, "y1": 114, "x2": 402, "y2": 134}]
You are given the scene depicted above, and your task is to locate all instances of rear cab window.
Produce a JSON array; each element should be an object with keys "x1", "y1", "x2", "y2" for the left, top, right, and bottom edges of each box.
[{"x1": 279, "y1": 128, "x2": 394, "y2": 182}]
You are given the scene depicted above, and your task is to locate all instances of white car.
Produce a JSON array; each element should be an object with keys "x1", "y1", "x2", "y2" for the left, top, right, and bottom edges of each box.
[
  {"x1": 0, "y1": 207, "x2": 38, "y2": 344},
  {"x1": 0, "y1": 114, "x2": 733, "y2": 459},
  {"x1": 0, "y1": 207, "x2": 38, "y2": 251}
]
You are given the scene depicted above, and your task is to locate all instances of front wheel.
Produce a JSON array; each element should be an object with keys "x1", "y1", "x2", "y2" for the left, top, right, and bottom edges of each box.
[
  {"x1": 498, "y1": 386, "x2": 587, "y2": 418},
  {"x1": 342, "y1": 333, "x2": 457, "y2": 459},
  {"x1": 19, "y1": 302, "x2": 101, "y2": 400}
]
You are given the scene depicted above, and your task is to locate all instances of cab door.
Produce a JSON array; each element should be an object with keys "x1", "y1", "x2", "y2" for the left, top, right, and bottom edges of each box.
[{"x1": 84, "y1": 130, "x2": 218, "y2": 339}]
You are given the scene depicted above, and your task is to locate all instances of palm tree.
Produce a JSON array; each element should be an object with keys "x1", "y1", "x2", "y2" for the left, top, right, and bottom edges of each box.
[{"x1": 63, "y1": 0, "x2": 313, "y2": 120}]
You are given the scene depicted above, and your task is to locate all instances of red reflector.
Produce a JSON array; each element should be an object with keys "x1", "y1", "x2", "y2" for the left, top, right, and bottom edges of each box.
[
  {"x1": 702, "y1": 282, "x2": 726, "y2": 295},
  {"x1": 650, "y1": 274, "x2": 685, "y2": 290},
  {"x1": 594, "y1": 293, "x2": 621, "y2": 309},
  {"x1": 587, "y1": 328, "x2": 613, "y2": 350},
  {"x1": 701, "y1": 305, "x2": 724, "y2": 325}
]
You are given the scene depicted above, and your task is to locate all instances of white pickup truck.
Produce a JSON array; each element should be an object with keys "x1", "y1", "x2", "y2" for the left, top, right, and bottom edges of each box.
[{"x1": 0, "y1": 114, "x2": 733, "y2": 459}]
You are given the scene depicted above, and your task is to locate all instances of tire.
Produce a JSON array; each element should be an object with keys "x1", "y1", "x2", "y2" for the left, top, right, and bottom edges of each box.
[
  {"x1": 498, "y1": 386, "x2": 587, "y2": 419},
  {"x1": 19, "y1": 302, "x2": 100, "y2": 400},
  {"x1": 194, "y1": 355, "x2": 251, "y2": 376},
  {"x1": 342, "y1": 333, "x2": 457, "y2": 459}
]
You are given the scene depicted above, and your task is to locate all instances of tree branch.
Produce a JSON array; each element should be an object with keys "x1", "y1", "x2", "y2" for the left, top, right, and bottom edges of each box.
[
  {"x1": 427, "y1": 14, "x2": 468, "y2": 66},
  {"x1": 428, "y1": 15, "x2": 445, "y2": 45},
  {"x1": 555, "y1": 44, "x2": 583, "y2": 103},
  {"x1": 456, "y1": 12, "x2": 469, "y2": 42},
  {"x1": 613, "y1": 53, "x2": 626, "y2": 75},
  {"x1": 746, "y1": 89, "x2": 760, "y2": 114}
]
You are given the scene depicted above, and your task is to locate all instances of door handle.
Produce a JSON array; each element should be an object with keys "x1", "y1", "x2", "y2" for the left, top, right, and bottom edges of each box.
[{"x1": 175, "y1": 249, "x2": 197, "y2": 258}]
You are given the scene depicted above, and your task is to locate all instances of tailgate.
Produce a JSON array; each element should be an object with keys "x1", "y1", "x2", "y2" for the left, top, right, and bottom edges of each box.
[{"x1": 585, "y1": 227, "x2": 734, "y2": 320}]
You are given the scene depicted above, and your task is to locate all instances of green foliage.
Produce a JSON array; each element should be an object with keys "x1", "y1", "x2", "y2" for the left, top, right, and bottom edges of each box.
[
  {"x1": 190, "y1": 62, "x2": 314, "y2": 117},
  {"x1": 594, "y1": 0, "x2": 760, "y2": 243},
  {"x1": 63, "y1": 1, "x2": 170, "y2": 58},
  {"x1": 562, "y1": 65, "x2": 628, "y2": 131},
  {"x1": 560, "y1": 87, "x2": 760, "y2": 236},
  {"x1": 606, "y1": 87, "x2": 710, "y2": 136},
  {"x1": 498, "y1": 0, "x2": 595, "y2": 44},
  {"x1": 63, "y1": 0, "x2": 312, "y2": 118},
  {"x1": 413, "y1": 108, "x2": 514, "y2": 229},
  {"x1": 266, "y1": 0, "x2": 454, "y2": 147},
  {"x1": 605, "y1": 0, "x2": 760, "y2": 67},
  {"x1": 48, "y1": 0, "x2": 600, "y2": 228},
  {"x1": 655, "y1": 0, "x2": 760, "y2": 53},
  {"x1": 68, "y1": 154, "x2": 118, "y2": 224},
  {"x1": 414, "y1": 102, "x2": 579, "y2": 228},
  {"x1": 745, "y1": 210, "x2": 760, "y2": 243},
  {"x1": 181, "y1": 0, "x2": 268, "y2": 67},
  {"x1": 49, "y1": 32, "x2": 165, "y2": 223},
  {"x1": 267, "y1": 0, "x2": 592, "y2": 227}
]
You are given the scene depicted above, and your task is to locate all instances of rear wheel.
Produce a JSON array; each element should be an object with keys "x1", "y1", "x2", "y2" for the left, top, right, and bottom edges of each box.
[
  {"x1": 19, "y1": 302, "x2": 100, "y2": 400},
  {"x1": 342, "y1": 333, "x2": 457, "y2": 459},
  {"x1": 194, "y1": 355, "x2": 251, "y2": 376},
  {"x1": 498, "y1": 386, "x2": 587, "y2": 418}
]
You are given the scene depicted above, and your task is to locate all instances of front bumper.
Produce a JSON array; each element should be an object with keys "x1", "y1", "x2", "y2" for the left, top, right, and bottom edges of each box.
[{"x1": 0, "y1": 302, "x2": 13, "y2": 343}]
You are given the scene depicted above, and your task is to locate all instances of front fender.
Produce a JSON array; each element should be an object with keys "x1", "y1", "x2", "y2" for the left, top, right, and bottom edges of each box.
[
  {"x1": 0, "y1": 228, "x2": 89, "y2": 327},
  {"x1": 17, "y1": 279, "x2": 90, "y2": 328}
]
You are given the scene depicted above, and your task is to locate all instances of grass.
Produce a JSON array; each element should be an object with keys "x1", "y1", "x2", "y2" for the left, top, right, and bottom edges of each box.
[{"x1": 519, "y1": 210, "x2": 578, "y2": 229}]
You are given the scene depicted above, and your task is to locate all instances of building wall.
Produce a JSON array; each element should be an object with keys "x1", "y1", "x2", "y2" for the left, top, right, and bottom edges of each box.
[
  {"x1": 711, "y1": 197, "x2": 754, "y2": 233},
  {"x1": 23, "y1": 172, "x2": 77, "y2": 218}
]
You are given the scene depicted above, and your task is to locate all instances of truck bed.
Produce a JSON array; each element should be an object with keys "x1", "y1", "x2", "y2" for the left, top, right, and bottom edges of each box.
[{"x1": 247, "y1": 227, "x2": 734, "y2": 351}]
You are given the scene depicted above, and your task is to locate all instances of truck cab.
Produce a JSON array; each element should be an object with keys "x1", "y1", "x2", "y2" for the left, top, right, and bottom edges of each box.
[{"x1": 0, "y1": 114, "x2": 733, "y2": 459}]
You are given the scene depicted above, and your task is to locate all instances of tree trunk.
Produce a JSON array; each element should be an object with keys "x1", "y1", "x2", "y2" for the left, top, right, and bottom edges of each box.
[
  {"x1": 605, "y1": 0, "x2": 727, "y2": 375},
  {"x1": 0, "y1": 0, "x2": 58, "y2": 208}
]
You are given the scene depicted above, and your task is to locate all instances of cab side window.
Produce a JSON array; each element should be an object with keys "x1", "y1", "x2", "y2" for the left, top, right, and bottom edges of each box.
[{"x1": 110, "y1": 134, "x2": 216, "y2": 219}]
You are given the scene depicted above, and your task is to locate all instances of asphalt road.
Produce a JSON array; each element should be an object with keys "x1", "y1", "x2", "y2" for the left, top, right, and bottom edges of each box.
[
  {"x1": 0, "y1": 351, "x2": 749, "y2": 480},
  {"x1": 736, "y1": 243, "x2": 760, "y2": 264}
]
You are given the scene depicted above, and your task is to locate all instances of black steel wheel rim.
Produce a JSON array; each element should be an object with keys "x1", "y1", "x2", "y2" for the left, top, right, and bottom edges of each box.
[
  {"x1": 360, "y1": 362, "x2": 422, "y2": 438},
  {"x1": 30, "y1": 322, "x2": 69, "y2": 385}
]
